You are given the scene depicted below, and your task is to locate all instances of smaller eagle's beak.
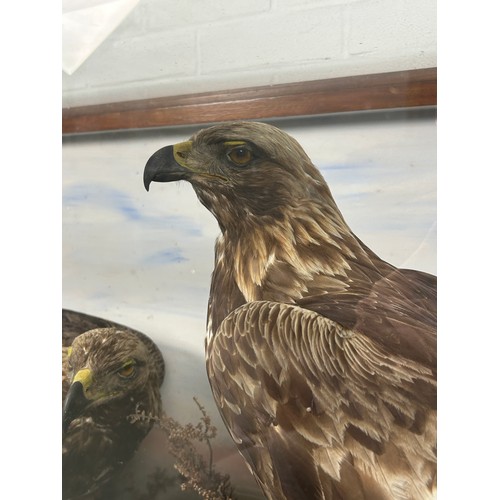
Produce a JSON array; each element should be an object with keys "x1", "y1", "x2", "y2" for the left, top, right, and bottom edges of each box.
[
  {"x1": 63, "y1": 368, "x2": 93, "y2": 434},
  {"x1": 143, "y1": 141, "x2": 193, "y2": 191}
]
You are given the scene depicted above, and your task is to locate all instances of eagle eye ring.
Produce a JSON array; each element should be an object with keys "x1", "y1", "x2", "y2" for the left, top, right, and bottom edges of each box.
[
  {"x1": 227, "y1": 146, "x2": 253, "y2": 166},
  {"x1": 117, "y1": 361, "x2": 136, "y2": 379}
]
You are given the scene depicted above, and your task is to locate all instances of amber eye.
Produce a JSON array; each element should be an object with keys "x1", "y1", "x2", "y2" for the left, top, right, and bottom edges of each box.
[
  {"x1": 227, "y1": 146, "x2": 253, "y2": 166},
  {"x1": 118, "y1": 362, "x2": 136, "y2": 378}
]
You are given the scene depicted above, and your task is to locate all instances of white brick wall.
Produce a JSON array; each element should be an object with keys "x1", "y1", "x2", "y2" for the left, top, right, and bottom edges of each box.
[
  {"x1": 198, "y1": 6, "x2": 344, "y2": 74},
  {"x1": 62, "y1": 0, "x2": 436, "y2": 107}
]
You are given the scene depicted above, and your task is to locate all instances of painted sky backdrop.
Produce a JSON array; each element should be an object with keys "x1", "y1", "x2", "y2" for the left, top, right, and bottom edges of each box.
[
  {"x1": 63, "y1": 107, "x2": 436, "y2": 411},
  {"x1": 62, "y1": 109, "x2": 436, "y2": 497}
]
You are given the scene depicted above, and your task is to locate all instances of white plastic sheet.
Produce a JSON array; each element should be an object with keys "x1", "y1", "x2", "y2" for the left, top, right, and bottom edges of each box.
[{"x1": 62, "y1": 0, "x2": 140, "y2": 75}]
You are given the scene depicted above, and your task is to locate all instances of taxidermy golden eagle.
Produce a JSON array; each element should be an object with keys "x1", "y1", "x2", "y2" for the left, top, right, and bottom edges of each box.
[
  {"x1": 62, "y1": 309, "x2": 165, "y2": 499},
  {"x1": 143, "y1": 121, "x2": 436, "y2": 499}
]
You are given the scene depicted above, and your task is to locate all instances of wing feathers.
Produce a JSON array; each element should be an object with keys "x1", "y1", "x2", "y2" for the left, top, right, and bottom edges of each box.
[{"x1": 207, "y1": 300, "x2": 436, "y2": 499}]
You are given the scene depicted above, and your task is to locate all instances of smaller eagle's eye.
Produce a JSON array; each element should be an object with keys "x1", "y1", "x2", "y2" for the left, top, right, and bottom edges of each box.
[
  {"x1": 118, "y1": 362, "x2": 136, "y2": 379},
  {"x1": 227, "y1": 146, "x2": 253, "y2": 166}
]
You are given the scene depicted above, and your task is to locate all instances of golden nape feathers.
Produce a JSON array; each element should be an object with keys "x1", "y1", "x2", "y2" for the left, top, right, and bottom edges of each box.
[
  {"x1": 62, "y1": 309, "x2": 165, "y2": 500},
  {"x1": 144, "y1": 121, "x2": 436, "y2": 499}
]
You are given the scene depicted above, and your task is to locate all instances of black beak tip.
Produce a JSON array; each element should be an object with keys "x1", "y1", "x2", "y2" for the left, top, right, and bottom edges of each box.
[
  {"x1": 143, "y1": 153, "x2": 158, "y2": 192},
  {"x1": 143, "y1": 173, "x2": 151, "y2": 192},
  {"x1": 63, "y1": 381, "x2": 89, "y2": 436}
]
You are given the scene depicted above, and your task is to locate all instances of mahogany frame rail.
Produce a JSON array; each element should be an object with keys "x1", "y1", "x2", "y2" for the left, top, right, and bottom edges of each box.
[{"x1": 62, "y1": 67, "x2": 436, "y2": 134}]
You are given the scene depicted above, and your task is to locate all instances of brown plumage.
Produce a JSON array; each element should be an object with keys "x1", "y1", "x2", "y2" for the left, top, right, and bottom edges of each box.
[
  {"x1": 143, "y1": 121, "x2": 436, "y2": 499},
  {"x1": 62, "y1": 309, "x2": 165, "y2": 499}
]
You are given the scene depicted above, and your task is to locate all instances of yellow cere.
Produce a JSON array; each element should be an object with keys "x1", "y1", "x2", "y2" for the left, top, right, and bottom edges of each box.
[
  {"x1": 173, "y1": 141, "x2": 193, "y2": 167},
  {"x1": 73, "y1": 368, "x2": 93, "y2": 389}
]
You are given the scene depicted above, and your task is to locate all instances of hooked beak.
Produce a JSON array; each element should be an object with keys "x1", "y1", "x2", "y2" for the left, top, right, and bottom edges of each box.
[
  {"x1": 63, "y1": 382, "x2": 91, "y2": 434},
  {"x1": 143, "y1": 141, "x2": 193, "y2": 191},
  {"x1": 63, "y1": 368, "x2": 93, "y2": 434}
]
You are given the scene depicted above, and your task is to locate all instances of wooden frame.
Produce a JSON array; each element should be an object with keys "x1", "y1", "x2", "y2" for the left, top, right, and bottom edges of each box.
[{"x1": 62, "y1": 67, "x2": 436, "y2": 134}]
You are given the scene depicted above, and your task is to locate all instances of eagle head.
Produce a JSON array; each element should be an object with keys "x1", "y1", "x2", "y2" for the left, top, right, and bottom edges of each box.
[
  {"x1": 63, "y1": 327, "x2": 164, "y2": 434},
  {"x1": 144, "y1": 121, "x2": 336, "y2": 230}
]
